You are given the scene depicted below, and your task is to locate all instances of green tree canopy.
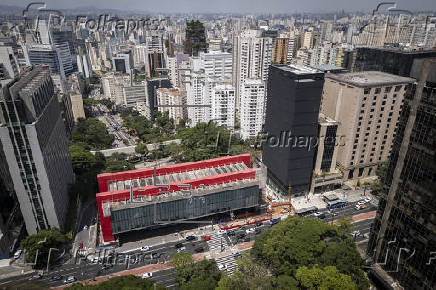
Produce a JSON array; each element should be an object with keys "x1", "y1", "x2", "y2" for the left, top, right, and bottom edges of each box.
[
  {"x1": 135, "y1": 143, "x2": 149, "y2": 156},
  {"x1": 171, "y1": 251, "x2": 193, "y2": 270},
  {"x1": 250, "y1": 216, "x2": 368, "y2": 289},
  {"x1": 21, "y1": 228, "x2": 69, "y2": 268},
  {"x1": 176, "y1": 259, "x2": 222, "y2": 290},
  {"x1": 295, "y1": 265, "x2": 357, "y2": 290},
  {"x1": 72, "y1": 118, "x2": 114, "y2": 150}
]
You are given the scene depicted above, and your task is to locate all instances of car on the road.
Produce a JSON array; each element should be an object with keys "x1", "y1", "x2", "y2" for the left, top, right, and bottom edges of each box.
[
  {"x1": 357, "y1": 200, "x2": 366, "y2": 206},
  {"x1": 245, "y1": 228, "x2": 255, "y2": 234},
  {"x1": 195, "y1": 247, "x2": 204, "y2": 253},
  {"x1": 142, "y1": 272, "x2": 152, "y2": 279},
  {"x1": 254, "y1": 228, "x2": 261, "y2": 235},
  {"x1": 49, "y1": 274, "x2": 62, "y2": 281},
  {"x1": 364, "y1": 197, "x2": 372, "y2": 203},
  {"x1": 151, "y1": 253, "x2": 160, "y2": 259},
  {"x1": 13, "y1": 249, "x2": 22, "y2": 259},
  {"x1": 201, "y1": 235, "x2": 211, "y2": 242},
  {"x1": 233, "y1": 251, "x2": 242, "y2": 258},
  {"x1": 355, "y1": 204, "x2": 367, "y2": 210},
  {"x1": 218, "y1": 264, "x2": 227, "y2": 270},
  {"x1": 29, "y1": 273, "x2": 42, "y2": 280},
  {"x1": 313, "y1": 212, "x2": 326, "y2": 219},
  {"x1": 63, "y1": 276, "x2": 77, "y2": 284},
  {"x1": 101, "y1": 263, "x2": 112, "y2": 270},
  {"x1": 185, "y1": 235, "x2": 196, "y2": 241},
  {"x1": 177, "y1": 247, "x2": 186, "y2": 252},
  {"x1": 237, "y1": 232, "x2": 246, "y2": 239},
  {"x1": 243, "y1": 236, "x2": 250, "y2": 242},
  {"x1": 141, "y1": 246, "x2": 151, "y2": 251},
  {"x1": 255, "y1": 222, "x2": 263, "y2": 227},
  {"x1": 226, "y1": 230, "x2": 235, "y2": 236},
  {"x1": 175, "y1": 243, "x2": 184, "y2": 249}
]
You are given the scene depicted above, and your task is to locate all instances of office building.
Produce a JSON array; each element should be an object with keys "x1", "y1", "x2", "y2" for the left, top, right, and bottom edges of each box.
[
  {"x1": 321, "y1": 71, "x2": 414, "y2": 181},
  {"x1": 96, "y1": 154, "x2": 260, "y2": 243},
  {"x1": 0, "y1": 66, "x2": 74, "y2": 234},
  {"x1": 112, "y1": 51, "x2": 133, "y2": 74},
  {"x1": 69, "y1": 94, "x2": 85, "y2": 123},
  {"x1": 262, "y1": 65, "x2": 324, "y2": 196},
  {"x1": 310, "y1": 114, "x2": 343, "y2": 193},
  {"x1": 239, "y1": 79, "x2": 265, "y2": 140},
  {"x1": 102, "y1": 73, "x2": 131, "y2": 105},
  {"x1": 122, "y1": 84, "x2": 148, "y2": 109},
  {"x1": 23, "y1": 44, "x2": 66, "y2": 79},
  {"x1": 367, "y1": 58, "x2": 436, "y2": 290},
  {"x1": 0, "y1": 46, "x2": 20, "y2": 80}
]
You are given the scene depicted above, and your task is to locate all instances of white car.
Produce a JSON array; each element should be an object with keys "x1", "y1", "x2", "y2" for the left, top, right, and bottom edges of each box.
[
  {"x1": 313, "y1": 212, "x2": 323, "y2": 217},
  {"x1": 364, "y1": 197, "x2": 372, "y2": 203},
  {"x1": 14, "y1": 249, "x2": 22, "y2": 259},
  {"x1": 245, "y1": 228, "x2": 255, "y2": 234},
  {"x1": 142, "y1": 272, "x2": 152, "y2": 279},
  {"x1": 83, "y1": 225, "x2": 88, "y2": 230},
  {"x1": 140, "y1": 246, "x2": 151, "y2": 252},
  {"x1": 177, "y1": 247, "x2": 186, "y2": 253},
  {"x1": 357, "y1": 200, "x2": 366, "y2": 205},
  {"x1": 218, "y1": 264, "x2": 227, "y2": 270},
  {"x1": 64, "y1": 276, "x2": 77, "y2": 284}
]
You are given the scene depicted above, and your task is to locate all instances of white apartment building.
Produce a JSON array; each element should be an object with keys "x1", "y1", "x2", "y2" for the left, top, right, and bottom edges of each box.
[
  {"x1": 199, "y1": 51, "x2": 232, "y2": 80},
  {"x1": 102, "y1": 73, "x2": 131, "y2": 105},
  {"x1": 235, "y1": 30, "x2": 272, "y2": 109},
  {"x1": 156, "y1": 87, "x2": 187, "y2": 123},
  {"x1": 211, "y1": 84, "x2": 235, "y2": 130},
  {"x1": 186, "y1": 71, "x2": 208, "y2": 126},
  {"x1": 240, "y1": 79, "x2": 265, "y2": 140}
]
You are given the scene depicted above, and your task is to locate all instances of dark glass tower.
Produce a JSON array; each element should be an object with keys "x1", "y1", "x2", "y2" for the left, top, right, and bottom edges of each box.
[
  {"x1": 367, "y1": 58, "x2": 436, "y2": 290},
  {"x1": 262, "y1": 65, "x2": 324, "y2": 197}
]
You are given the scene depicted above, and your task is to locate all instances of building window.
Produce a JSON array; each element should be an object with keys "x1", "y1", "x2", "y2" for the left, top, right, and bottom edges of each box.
[
  {"x1": 375, "y1": 88, "x2": 381, "y2": 94},
  {"x1": 364, "y1": 88, "x2": 370, "y2": 94},
  {"x1": 385, "y1": 86, "x2": 392, "y2": 92}
]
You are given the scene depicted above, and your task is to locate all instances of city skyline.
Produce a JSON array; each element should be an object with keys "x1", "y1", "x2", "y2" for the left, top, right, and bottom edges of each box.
[{"x1": 1, "y1": 0, "x2": 436, "y2": 13}]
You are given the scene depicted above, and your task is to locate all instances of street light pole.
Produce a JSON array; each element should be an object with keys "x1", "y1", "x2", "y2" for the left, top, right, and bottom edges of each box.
[{"x1": 46, "y1": 248, "x2": 59, "y2": 273}]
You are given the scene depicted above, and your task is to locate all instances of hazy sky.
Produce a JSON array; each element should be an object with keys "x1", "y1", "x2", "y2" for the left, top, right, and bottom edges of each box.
[{"x1": 3, "y1": 0, "x2": 436, "y2": 13}]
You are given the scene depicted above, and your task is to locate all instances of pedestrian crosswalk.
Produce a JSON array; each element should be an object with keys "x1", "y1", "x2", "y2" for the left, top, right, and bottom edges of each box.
[
  {"x1": 207, "y1": 233, "x2": 228, "y2": 250},
  {"x1": 215, "y1": 254, "x2": 238, "y2": 274}
]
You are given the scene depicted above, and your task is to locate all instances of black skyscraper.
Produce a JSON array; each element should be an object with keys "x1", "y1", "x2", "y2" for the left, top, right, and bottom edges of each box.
[{"x1": 262, "y1": 65, "x2": 324, "y2": 196}]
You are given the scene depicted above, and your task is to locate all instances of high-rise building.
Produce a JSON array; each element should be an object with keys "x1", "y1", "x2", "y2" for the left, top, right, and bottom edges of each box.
[
  {"x1": 23, "y1": 44, "x2": 66, "y2": 79},
  {"x1": 262, "y1": 65, "x2": 324, "y2": 196},
  {"x1": 199, "y1": 51, "x2": 232, "y2": 80},
  {"x1": 367, "y1": 58, "x2": 436, "y2": 290},
  {"x1": 321, "y1": 71, "x2": 414, "y2": 181},
  {"x1": 239, "y1": 79, "x2": 265, "y2": 140},
  {"x1": 235, "y1": 30, "x2": 272, "y2": 110},
  {"x1": 0, "y1": 66, "x2": 74, "y2": 234},
  {"x1": 0, "y1": 46, "x2": 20, "y2": 80},
  {"x1": 211, "y1": 83, "x2": 235, "y2": 130},
  {"x1": 156, "y1": 87, "x2": 187, "y2": 124},
  {"x1": 112, "y1": 51, "x2": 133, "y2": 74},
  {"x1": 272, "y1": 38, "x2": 289, "y2": 64}
]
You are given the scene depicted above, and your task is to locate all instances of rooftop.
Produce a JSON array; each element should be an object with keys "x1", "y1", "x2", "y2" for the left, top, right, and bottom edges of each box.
[
  {"x1": 326, "y1": 71, "x2": 415, "y2": 88},
  {"x1": 275, "y1": 64, "x2": 322, "y2": 75}
]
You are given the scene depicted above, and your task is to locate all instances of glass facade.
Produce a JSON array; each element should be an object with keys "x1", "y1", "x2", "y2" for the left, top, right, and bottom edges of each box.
[{"x1": 110, "y1": 185, "x2": 259, "y2": 234}]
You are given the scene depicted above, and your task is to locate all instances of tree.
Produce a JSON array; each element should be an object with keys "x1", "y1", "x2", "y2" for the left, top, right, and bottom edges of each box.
[
  {"x1": 295, "y1": 265, "x2": 358, "y2": 290},
  {"x1": 21, "y1": 228, "x2": 69, "y2": 268},
  {"x1": 336, "y1": 215, "x2": 353, "y2": 235},
  {"x1": 104, "y1": 153, "x2": 135, "y2": 173},
  {"x1": 66, "y1": 275, "x2": 165, "y2": 289},
  {"x1": 135, "y1": 143, "x2": 149, "y2": 156},
  {"x1": 171, "y1": 252, "x2": 193, "y2": 270},
  {"x1": 216, "y1": 256, "x2": 275, "y2": 290},
  {"x1": 250, "y1": 216, "x2": 368, "y2": 289},
  {"x1": 176, "y1": 259, "x2": 222, "y2": 290},
  {"x1": 72, "y1": 118, "x2": 114, "y2": 150}
]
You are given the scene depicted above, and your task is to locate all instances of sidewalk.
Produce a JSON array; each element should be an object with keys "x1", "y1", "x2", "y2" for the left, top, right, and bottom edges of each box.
[{"x1": 291, "y1": 188, "x2": 372, "y2": 211}]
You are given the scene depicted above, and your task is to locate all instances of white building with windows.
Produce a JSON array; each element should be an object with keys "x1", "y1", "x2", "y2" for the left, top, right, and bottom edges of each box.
[
  {"x1": 156, "y1": 87, "x2": 187, "y2": 124},
  {"x1": 199, "y1": 51, "x2": 232, "y2": 80},
  {"x1": 240, "y1": 79, "x2": 265, "y2": 140},
  {"x1": 211, "y1": 84, "x2": 235, "y2": 130}
]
